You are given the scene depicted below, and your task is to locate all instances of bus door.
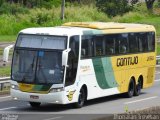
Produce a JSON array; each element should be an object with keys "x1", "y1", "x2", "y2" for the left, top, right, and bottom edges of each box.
[{"x1": 65, "y1": 36, "x2": 80, "y2": 86}]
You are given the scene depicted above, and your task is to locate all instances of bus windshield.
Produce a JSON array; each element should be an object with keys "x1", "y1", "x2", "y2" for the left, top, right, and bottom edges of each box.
[
  {"x1": 11, "y1": 34, "x2": 67, "y2": 84},
  {"x1": 12, "y1": 50, "x2": 64, "y2": 84}
]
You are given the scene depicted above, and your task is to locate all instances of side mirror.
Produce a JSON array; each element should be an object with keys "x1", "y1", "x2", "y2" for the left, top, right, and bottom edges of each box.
[
  {"x1": 62, "y1": 48, "x2": 71, "y2": 67},
  {"x1": 3, "y1": 44, "x2": 14, "y2": 65}
]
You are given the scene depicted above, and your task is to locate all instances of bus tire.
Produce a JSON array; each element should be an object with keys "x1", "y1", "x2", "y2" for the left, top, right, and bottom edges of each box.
[
  {"x1": 126, "y1": 79, "x2": 135, "y2": 98},
  {"x1": 74, "y1": 87, "x2": 86, "y2": 108},
  {"x1": 29, "y1": 102, "x2": 41, "y2": 108},
  {"x1": 134, "y1": 79, "x2": 142, "y2": 96}
]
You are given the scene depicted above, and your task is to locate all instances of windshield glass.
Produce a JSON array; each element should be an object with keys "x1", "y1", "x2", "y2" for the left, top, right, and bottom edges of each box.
[
  {"x1": 12, "y1": 49, "x2": 64, "y2": 84},
  {"x1": 16, "y1": 34, "x2": 67, "y2": 50}
]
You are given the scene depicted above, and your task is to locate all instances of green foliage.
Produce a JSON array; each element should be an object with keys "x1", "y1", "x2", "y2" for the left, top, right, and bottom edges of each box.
[
  {"x1": 0, "y1": 0, "x2": 4, "y2": 6},
  {"x1": 0, "y1": 35, "x2": 16, "y2": 42},
  {"x1": 66, "y1": 0, "x2": 95, "y2": 5},
  {"x1": 0, "y1": 0, "x2": 61, "y2": 8},
  {"x1": 0, "y1": 5, "x2": 109, "y2": 36},
  {"x1": 158, "y1": 43, "x2": 160, "y2": 55},
  {"x1": 96, "y1": 0, "x2": 132, "y2": 17},
  {"x1": 0, "y1": 66, "x2": 10, "y2": 77},
  {"x1": 0, "y1": 2, "x2": 29, "y2": 15}
]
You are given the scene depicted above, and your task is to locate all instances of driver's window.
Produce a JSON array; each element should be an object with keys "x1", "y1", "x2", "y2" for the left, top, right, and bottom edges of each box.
[{"x1": 65, "y1": 36, "x2": 79, "y2": 86}]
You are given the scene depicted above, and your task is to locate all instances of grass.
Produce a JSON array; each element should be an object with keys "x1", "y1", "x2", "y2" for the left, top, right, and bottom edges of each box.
[
  {"x1": 157, "y1": 43, "x2": 160, "y2": 55},
  {"x1": 0, "y1": 48, "x2": 4, "y2": 55},
  {"x1": 0, "y1": 35, "x2": 16, "y2": 42},
  {"x1": 0, "y1": 5, "x2": 109, "y2": 42},
  {"x1": 0, "y1": 66, "x2": 10, "y2": 77}
]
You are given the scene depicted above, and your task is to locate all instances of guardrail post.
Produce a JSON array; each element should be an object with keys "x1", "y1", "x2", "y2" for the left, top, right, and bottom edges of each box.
[
  {"x1": 156, "y1": 56, "x2": 160, "y2": 65},
  {"x1": 1, "y1": 83, "x2": 3, "y2": 91},
  {"x1": 0, "y1": 84, "x2": 1, "y2": 91}
]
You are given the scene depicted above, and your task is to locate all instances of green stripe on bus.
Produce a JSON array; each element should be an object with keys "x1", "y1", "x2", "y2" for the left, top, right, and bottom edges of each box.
[
  {"x1": 33, "y1": 85, "x2": 51, "y2": 91},
  {"x1": 92, "y1": 57, "x2": 118, "y2": 89}
]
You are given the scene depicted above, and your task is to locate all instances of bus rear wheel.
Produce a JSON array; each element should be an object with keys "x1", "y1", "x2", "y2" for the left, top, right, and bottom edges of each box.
[
  {"x1": 29, "y1": 102, "x2": 41, "y2": 108},
  {"x1": 134, "y1": 79, "x2": 142, "y2": 96},
  {"x1": 126, "y1": 79, "x2": 135, "y2": 98},
  {"x1": 74, "y1": 88, "x2": 86, "y2": 108}
]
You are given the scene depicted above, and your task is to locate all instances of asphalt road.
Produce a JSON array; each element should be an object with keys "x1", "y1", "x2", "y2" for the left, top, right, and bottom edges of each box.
[{"x1": 0, "y1": 68, "x2": 159, "y2": 120}]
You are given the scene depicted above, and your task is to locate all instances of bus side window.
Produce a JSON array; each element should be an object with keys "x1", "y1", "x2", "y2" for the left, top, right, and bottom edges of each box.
[
  {"x1": 94, "y1": 36, "x2": 104, "y2": 56},
  {"x1": 147, "y1": 32, "x2": 155, "y2": 52},
  {"x1": 119, "y1": 34, "x2": 129, "y2": 54},
  {"x1": 129, "y1": 33, "x2": 138, "y2": 53},
  {"x1": 65, "y1": 36, "x2": 79, "y2": 86},
  {"x1": 81, "y1": 36, "x2": 93, "y2": 58},
  {"x1": 105, "y1": 35, "x2": 116, "y2": 55},
  {"x1": 138, "y1": 33, "x2": 148, "y2": 52}
]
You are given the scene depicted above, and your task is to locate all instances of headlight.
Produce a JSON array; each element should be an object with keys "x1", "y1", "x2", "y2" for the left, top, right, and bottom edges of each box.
[
  {"x1": 50, "y1": 87, "x2": 64, "y2": 93},
  {"x1": 11, "y1": 84, "x2": 19, "y2": 90}
]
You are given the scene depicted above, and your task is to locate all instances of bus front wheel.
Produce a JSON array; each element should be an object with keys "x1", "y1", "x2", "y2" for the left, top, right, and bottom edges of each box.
[
  {"x1": 29, "y1": 102, "x2": 41, "y2": 108},
  {"x1": 74, "y1": 88, "x2": 86, "y2": 108}
]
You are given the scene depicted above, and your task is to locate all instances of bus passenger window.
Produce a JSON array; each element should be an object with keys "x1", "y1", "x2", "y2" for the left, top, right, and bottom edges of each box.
[
  {"x1": 138, "y1": 33, "x2": 148, "y2": 52},
  {"x1": 119, "y1": 34, "x2": 129, "y2": 54},
  {"x1": 147, "y1": 32, "x2": 155, "y2": 51},
  {"x1": 129, "y1": 33, "x2": 138, "y2": 53},
  {"x1": 94, "y1": 36, "x2": 104, "y2": 56},
  {"x1": 81, "y1": 36, "x2": 93, "y2": 58},
  {"x1": 105, "y1": 35, "x2": 116, "y2": 55}
]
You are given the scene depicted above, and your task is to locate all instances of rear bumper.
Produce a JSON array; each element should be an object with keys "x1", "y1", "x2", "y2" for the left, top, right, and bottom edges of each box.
[{"x1": 11, "y1": 89, "x2": 66, "y2": 104}]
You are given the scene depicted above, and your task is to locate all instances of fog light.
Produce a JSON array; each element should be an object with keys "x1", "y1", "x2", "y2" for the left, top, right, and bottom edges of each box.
[
  {"x1": 13, "y1": 97, "x2": 18, "y2": 100},
  {"x1": 11, "y1": 84, "x2": 19, "y2": 90}
]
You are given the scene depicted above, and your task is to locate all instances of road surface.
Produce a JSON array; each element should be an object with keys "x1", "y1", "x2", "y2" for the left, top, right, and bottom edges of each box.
[{"x1": 0, "y1": 69, "x2": 159, "y2": 120}]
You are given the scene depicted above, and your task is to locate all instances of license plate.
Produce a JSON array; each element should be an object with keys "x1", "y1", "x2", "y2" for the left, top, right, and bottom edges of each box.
[{"x1": 30, "y1": 95, "x2": 39, "y2": 99}]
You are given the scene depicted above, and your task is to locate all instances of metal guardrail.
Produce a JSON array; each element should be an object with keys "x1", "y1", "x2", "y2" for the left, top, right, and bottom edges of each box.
[
  {"x1": 157, "y1": 55, "x2": 160, "y2": 65},
  {"x1": 0, "y1": 78, "x2": 10, "y2": 92}
]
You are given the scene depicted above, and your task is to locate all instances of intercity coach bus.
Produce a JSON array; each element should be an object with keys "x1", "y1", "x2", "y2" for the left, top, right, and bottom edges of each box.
[{"x1": 7, "y1": 22, "x2": 156, "y2": 108}]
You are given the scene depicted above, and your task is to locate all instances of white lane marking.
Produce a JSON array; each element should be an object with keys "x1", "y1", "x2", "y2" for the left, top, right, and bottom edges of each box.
[
  {"x1": 43, "y1": 116, "x2": 64, "y2": 120},
  {"x1": 124, "y1": 96, "x2": 158, "y2": 105},
  {"x1": 156, "y1": 65, "x2": 160, "y2": 67},
  {"x1": 155, "y1": 79, "x2": 160, "y2": 82},
  {"x1": 0, "y1": 107, "x2": 17, "y2": 111},
  {"x1": 0, "y1": 96, "x2": 11, "y2": 99}
]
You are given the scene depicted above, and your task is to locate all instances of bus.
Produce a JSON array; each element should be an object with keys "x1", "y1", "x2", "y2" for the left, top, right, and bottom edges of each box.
[{"x1": 7, "y1": 22, "x2": 156, "y2": 108}]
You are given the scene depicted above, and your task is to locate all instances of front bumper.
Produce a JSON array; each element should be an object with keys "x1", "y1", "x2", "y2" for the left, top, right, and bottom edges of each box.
[{"x1": 11, "y1": 88, "x2": 66, "y2": 104}]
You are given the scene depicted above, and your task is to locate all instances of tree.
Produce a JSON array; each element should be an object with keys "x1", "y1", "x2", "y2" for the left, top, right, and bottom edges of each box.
[
  {"x1": 130, "y1": 0, "x2": 139, "y2": 5},
  {"x1": 158, "y1": 0, "x2": 160, "y2": 7},
  {"x1": 96, "y1": 0, "x2": 132, "y2": 17},
  {"x1": 145, "y1": 0, "x2": 155, "y2": 11}
]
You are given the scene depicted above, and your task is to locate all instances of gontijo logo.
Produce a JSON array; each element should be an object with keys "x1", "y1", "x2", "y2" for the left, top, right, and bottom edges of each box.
[
  {"x1": 117, "y1": 56, "x2": 138, "y2": 67},
  {"x1": 67, "y1": 90, "x2": 76, "y2": 101}
]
